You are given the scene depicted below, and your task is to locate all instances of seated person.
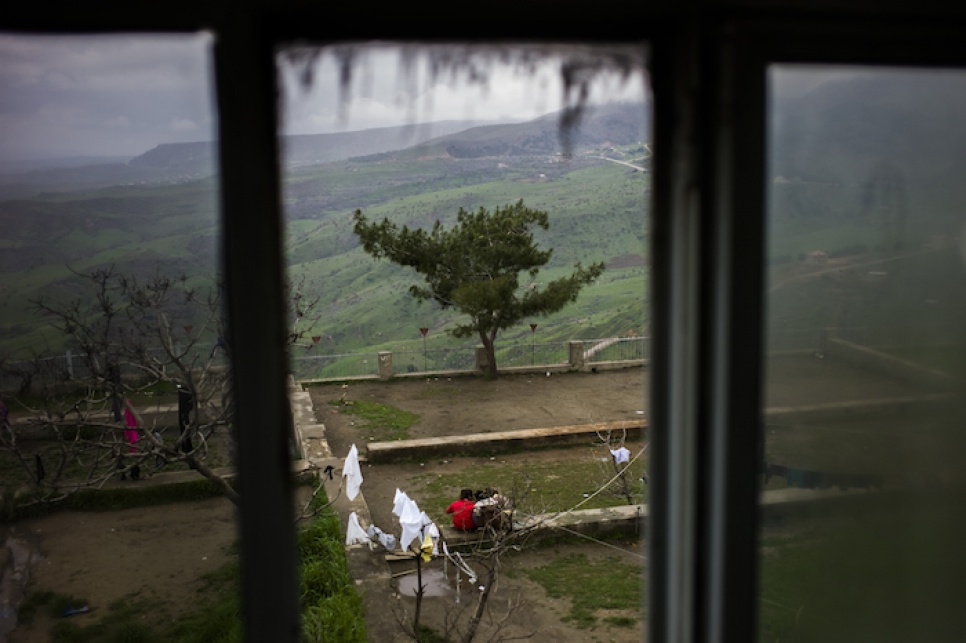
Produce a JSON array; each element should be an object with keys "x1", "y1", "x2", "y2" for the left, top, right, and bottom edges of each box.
[
  {"x1": 473, "y1": 488, "x2": 512, "y2": 531},
  {"x1": 446, "y1": 488, "x2": 477, "y2": 531}
]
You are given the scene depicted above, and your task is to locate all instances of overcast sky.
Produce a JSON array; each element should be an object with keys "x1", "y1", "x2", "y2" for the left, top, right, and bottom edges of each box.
[
  {"x1": 0, "y1": 33, "x2": 216, "y2": 162},
  {"x1": 0, "y1": 35, "x2": 647, "y2": 163}
]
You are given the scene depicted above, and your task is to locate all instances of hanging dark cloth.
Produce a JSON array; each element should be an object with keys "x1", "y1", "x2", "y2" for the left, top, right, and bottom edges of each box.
[
  {"x1": 109, "y1": 364, "x2": 123, "y2": 422},
  {"x1": 35, "y1": 454, "x2": 45, "y2": 482},
  {"x1": 764, "y1": 463, "x2": 788, "y2": 484},
  {"x1": 177, "y1": 386, "x2": 195, "y2": 453}
]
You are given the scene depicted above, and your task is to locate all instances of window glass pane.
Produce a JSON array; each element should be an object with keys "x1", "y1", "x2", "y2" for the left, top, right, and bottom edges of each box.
[
  {"x1": 277, "y1": 42, "x2": 651, "y2": 640},
  {"x1": 760, "y1": 66, "x2": 966, "y2": 642},
  {"x1": 0, "y1": 33, "x2": 234, "y2": 640}
]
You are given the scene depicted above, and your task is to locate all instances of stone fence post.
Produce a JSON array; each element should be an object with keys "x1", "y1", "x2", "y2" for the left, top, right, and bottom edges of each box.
[
  {"x1": 378, "y1": 351, "x2": 393, "y2": 380},
  {"x1": 569, "y1": 341, "x2": 585, "y2": 370}
]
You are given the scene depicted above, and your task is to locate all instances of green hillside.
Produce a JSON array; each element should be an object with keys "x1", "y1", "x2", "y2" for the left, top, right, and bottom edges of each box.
[
  {"x1": 0, "y1": 110, "x2": 650, "y2": 359},
  {"x1": 283, "y1": 154, "x2": 650, "y2": 356}
]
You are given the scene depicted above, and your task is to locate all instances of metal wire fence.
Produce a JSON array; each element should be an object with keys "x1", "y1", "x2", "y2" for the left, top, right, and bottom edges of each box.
[
  {"x1": 585, "y1": 337, "x2": 649, "y2": 363},
  {"x1": 291, "y1": 352, "x2": 382, "y2": 381},
  {"x1": 5, "y1": 336, "x2": 651, "y2": 392},
  {"x1": 496, "y1": 342, "x2": 570, "y2": 368}
]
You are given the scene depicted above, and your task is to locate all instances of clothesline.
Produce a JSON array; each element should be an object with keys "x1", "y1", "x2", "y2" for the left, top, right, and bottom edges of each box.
[{"x1": 555, "y1": 443, "x2": 648, "y2": 517}]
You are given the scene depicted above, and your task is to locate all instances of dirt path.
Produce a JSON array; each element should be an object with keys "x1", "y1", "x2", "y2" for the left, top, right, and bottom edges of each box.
[
  {"x1": 311, "y1": 368, "x2": 649, "y2": 457},
  {"x1": 8, "y1": 496, "x2": 237, "y2": 642}
]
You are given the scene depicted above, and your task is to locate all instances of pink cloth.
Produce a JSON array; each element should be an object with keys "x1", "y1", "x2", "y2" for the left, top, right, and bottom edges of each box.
[{"x1": 124, "y1": 406, "x2": 138, "y2": 453}]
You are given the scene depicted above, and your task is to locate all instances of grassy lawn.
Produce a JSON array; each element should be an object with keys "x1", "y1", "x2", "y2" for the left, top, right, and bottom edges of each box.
[
  {"x1": 408, "y1": 444, "x2": 648, "y2": 519},
  {"x1": 522, "y1": 552, "x2": 643, "y2": 629},
  {"x1": 327, "y1": 399, "x2": 419, "y2": 441}
]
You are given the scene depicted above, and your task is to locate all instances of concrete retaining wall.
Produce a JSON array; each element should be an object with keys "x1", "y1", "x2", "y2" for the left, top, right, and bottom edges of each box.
[{"x1": 366, "y1": 420, "x2": 646, "y2": 463}]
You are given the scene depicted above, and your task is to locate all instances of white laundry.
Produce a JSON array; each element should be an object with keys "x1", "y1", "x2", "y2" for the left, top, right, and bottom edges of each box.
[
  {"x1": 392, "y1": 488, "x2": 411, "y2": 517},
  {"x1": 368, "y1": 523, "x2": 398, "y2": 551},
  {"x1": 379, "y1": 532, "x2": 397, "y2": 551},
  {"x1": 343, "y1": 444, "x2": 363, "y2": 500},
  {"x1": 425, "y1": 522, "x2": 440, "y2": 555},
  {"x1": 610, "y1": 446, "x2": 631, "y2": 464},
  {"x1": 398, "y1": 497, "x2": 424, "y2": 552},
  {"x1": 345, "y1": 511, "x2": 372, "y2": 549}
]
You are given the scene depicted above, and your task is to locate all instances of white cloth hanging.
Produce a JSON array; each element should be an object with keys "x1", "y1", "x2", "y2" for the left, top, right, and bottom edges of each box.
[
  {"x1": 425, "y1": 522, "x2": 440, "y2": 555},
  {"x1": 398, "y1": 497, "x2": 424, "y2": 552},
  {"x1": 379, "y1": 532, "x2": 397, "y2": 551},
  {"x1": 610, "y1": 446, "x2": 631, "y2": 464},
  {"x1": 345, "y1": 511, "x2": 372, "y2": 549},
  {"x1": 392, "y1": 488, "x2": 410, "y2": 517},
  {"x1": 343, "y1": 444, "x2": 363, "y2": 500},
  {"x1": 368, "y1": 523, "x2": 397, "y2": 551}
]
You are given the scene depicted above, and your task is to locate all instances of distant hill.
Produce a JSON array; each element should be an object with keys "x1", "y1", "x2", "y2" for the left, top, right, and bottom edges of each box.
[
  {"x1": 127, "y1": 120, "x2": 490, "y2": 173},
  {"x1": 282, "y1": 121, "x2": 490, "y2": 166},
  {"x1": 0, "y1": 156, "x2": 133, "y2": 174},
  {"x1": 0, "y1": 120, "x2": 488, "y2": 200},
  {"x1": 355, "y1": 102, "x2": 649, "y2": 162},
  {"x1": 770, "y1": 71, "x2": 966, "y2": 217},
  {"x1": 0, "y1": 106, "x2": 651, "y2": 358}
]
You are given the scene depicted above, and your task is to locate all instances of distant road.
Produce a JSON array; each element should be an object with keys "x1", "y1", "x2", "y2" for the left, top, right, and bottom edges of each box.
[{"x1": 588, "y1": 155, "x2": 646, "y2": 172}]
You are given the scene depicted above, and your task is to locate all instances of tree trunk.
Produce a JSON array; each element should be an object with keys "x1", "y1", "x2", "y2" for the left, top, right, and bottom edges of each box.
[
  {"x1": 412, "y1": 553, "x2": 425, "y2": 639},
  {"x1": 184, "y1": 453, "x2": 240, "y2": 505},
  {"x1": 463, "y1": 562, "x2": 498, "y2": 643},
  {"x1": 479, "y1": 332, "x2": 498, "y2": 379}
]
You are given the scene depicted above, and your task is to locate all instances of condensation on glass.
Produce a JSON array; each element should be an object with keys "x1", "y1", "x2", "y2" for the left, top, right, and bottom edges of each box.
[{"x1": 759, "y1": 66, "x2": 966, "y2": 641}]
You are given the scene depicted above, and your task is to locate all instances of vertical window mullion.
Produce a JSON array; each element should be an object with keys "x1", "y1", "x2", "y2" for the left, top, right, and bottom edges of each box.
[
  {"x1": 648, "y1": 23, "x2": 706, "y2": 643},
  {"x1": 215, "y1": 19, "x2": 301, "y2": 642},
  {"x1": 703, "y1": 30, "x2": 766, "y2": 643}
]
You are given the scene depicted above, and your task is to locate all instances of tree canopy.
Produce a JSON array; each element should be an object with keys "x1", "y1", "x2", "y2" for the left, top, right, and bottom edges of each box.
[{"x1": 352, "y1": 200, "x2": 604, "y2": 376}]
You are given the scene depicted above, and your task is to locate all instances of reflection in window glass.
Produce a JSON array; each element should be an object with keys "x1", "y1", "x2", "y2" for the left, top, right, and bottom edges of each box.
[
  {"x1": 760, "y1": 66, "x2": 966, "y2": 642},
  {"x1": 277, "y1": 43, "x2": 651, "y2": 639},
  {"x1": 0, "y1": 33, "x2": 235, "y2": 640}
]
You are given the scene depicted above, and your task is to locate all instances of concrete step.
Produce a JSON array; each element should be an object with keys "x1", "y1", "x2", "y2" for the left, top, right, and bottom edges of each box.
[{"x1": 365, "y1": 419, "x2": 646, "y2": 463}]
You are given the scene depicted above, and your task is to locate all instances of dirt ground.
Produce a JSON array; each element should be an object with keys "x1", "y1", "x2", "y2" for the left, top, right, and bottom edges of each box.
[
  {"x1": 7, "y1": 367, "x2": 649, "y2": 642},
  {"x1": 5, "y1": 357, "x2": 914, "y2": 640},
  {"x1": 6, "y1": 496, "x2": 237, "y2": 642}
]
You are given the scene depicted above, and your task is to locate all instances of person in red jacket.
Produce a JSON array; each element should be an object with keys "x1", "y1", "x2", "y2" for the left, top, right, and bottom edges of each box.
[{"x1": 446, "y1": 489, "x2": 477, "y2": 531}]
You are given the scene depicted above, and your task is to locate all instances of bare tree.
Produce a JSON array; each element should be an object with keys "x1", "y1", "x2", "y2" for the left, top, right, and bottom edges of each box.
[
  {"x1": 593, "y1": 426, "x2": 646, "y2": 506},
  {"x1": 389, "y1": 479, "x2": 539, "y2": 643},
  {"x1": 1, "y1": 265, "x2": 239, "y2": 507}
]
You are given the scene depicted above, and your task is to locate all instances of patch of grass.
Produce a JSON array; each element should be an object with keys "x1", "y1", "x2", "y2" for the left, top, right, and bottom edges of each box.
[
  {"x1": 604, "y1": 615, "x2": 638, "y2": 627},
  {"x1": 525, "y1": 553, "x2": 643, "y2": 628},
  {"x1": 412, "y1": 624, "x2": 447, "y2": 642},
  {"x1": 168, "y1": 562, "x2": 242, "y2": 643},
  {"x1": 24, "y1": 593, "x2": 162, "y2": 643},
  {"x1": 409, "y1": 448, "x2": 648, "y2": 518},
  {"x1": 298, "y1": 493, "x2": 367, "y2": 643},
  {"x1": 329, "y1": 399, "x2": 418, "y2": 441},
  {"x1": 17, "y1": 590, "x2": 90, "y2": 624}
]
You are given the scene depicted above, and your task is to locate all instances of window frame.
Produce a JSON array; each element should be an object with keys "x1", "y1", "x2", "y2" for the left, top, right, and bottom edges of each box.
[{"x1": 5, "y1": 4, "x2": 966, "y2": 641}]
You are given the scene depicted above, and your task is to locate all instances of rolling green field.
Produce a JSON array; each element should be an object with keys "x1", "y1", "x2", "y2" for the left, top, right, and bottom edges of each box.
[{"x1": 0, "y1": 145, "x2": 650, "y2": 361}]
